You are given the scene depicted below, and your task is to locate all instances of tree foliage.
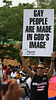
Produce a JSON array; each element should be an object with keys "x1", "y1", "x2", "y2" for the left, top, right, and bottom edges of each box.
[
  {"x1": 3, "y1": 0, "x2": 12, "y2": 7},
  {"x1": 0, "y1": 1, "x2": 35, "y2": 62}
]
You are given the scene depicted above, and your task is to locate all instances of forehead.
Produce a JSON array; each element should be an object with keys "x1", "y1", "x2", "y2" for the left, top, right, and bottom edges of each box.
[{"x1": 38, "y1": 64, "x2": 45, "y2": 67}]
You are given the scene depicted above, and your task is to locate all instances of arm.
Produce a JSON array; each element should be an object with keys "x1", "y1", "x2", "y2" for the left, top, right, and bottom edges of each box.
[
  {"x1": 19, "y1": 50, "x2": 35, "y2": 79},
  {"x1": 47, "y1": 52, "x2": 56, "y2": 81}
]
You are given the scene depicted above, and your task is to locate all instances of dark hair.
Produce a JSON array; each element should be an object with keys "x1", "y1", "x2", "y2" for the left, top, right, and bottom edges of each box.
[
  {"x1": 28, "y1": 66, "x2": 31, "y2": 69},
  {"x1": 38, "y1": 62, "x2": 46, "y2": 68}
]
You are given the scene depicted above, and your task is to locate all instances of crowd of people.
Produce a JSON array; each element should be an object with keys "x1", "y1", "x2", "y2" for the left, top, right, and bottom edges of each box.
[{"x1": 0, "y1": 51, "x2": 56, "y2": 100}]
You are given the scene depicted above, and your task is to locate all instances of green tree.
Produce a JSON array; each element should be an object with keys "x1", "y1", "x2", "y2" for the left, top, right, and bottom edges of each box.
[
  {"x1": 0, "y1": 3, "x2": 20, "y2": 63},
  {"x1": 3, "y1": 0, "x2": 12, "y2": 7},
  {"x1": 0, "y1": 2, "x2": 35, "y2": 63}
]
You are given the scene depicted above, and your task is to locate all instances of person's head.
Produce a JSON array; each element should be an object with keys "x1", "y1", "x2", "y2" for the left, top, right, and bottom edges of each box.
[
  {"x1": 12, "y1": 68, "x2": 15, "y2": 73},
  {"x1": 36, "y1": 63, "x2": 46, "y2": 76},
  {"x1": 31, "y1": 65, "x2": 36, "y2": 71},
  {"x1": 3, "y1": 65, "x2": 7, "y2": 69}
]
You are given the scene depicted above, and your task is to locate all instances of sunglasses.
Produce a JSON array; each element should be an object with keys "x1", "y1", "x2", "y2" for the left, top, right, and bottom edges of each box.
[{"x1": 37, "y1": 67, "x2": 45, "y2": 69}]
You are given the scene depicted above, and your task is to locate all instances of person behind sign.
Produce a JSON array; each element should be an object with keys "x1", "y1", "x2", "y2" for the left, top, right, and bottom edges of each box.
[{"x1": 19, "y1": 50, "x2": 56, "y2": 100}]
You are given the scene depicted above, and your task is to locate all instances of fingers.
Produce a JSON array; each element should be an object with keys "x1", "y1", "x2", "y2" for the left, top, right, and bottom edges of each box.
[
  {"x1": 8, "y1": 79, "x2": 22, "y2": 97},
  {"x1": 51, "y1": 52, "x2": 56, "y2": 60},
  {"x1": 8, "y1": 79, "x2": 17, "y2": 83},
  {"x1": 19, "y1": 49, "x2": 23, "y2": 57},
  {"x1": 51, "y1": 52, "x2": 55, "y2": 56},
  {"x1": 7, "y1": 79, "x2": 17, "y2": 92},
  {"x1": 8, "y1": 82, "x2": 15, "y2": 92}
]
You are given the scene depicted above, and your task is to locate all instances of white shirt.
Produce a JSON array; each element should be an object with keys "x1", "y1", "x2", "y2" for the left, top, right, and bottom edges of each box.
[
  {"x1": 26, "y1": 77, "x2": 31, "y2": 89},
  {"x1": 11, "y1": 72, "x2": 17, "y2": 78}
]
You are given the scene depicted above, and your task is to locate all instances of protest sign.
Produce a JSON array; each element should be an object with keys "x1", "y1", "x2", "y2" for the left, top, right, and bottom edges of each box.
[{"x1": 22, "y1": 9, "x2": 54, "y2": 56}]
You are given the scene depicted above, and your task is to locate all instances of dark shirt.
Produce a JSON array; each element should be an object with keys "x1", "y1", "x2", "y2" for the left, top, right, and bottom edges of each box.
[{"x1": 30, "y1": 73, "x2": 48, "y2": 100}]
